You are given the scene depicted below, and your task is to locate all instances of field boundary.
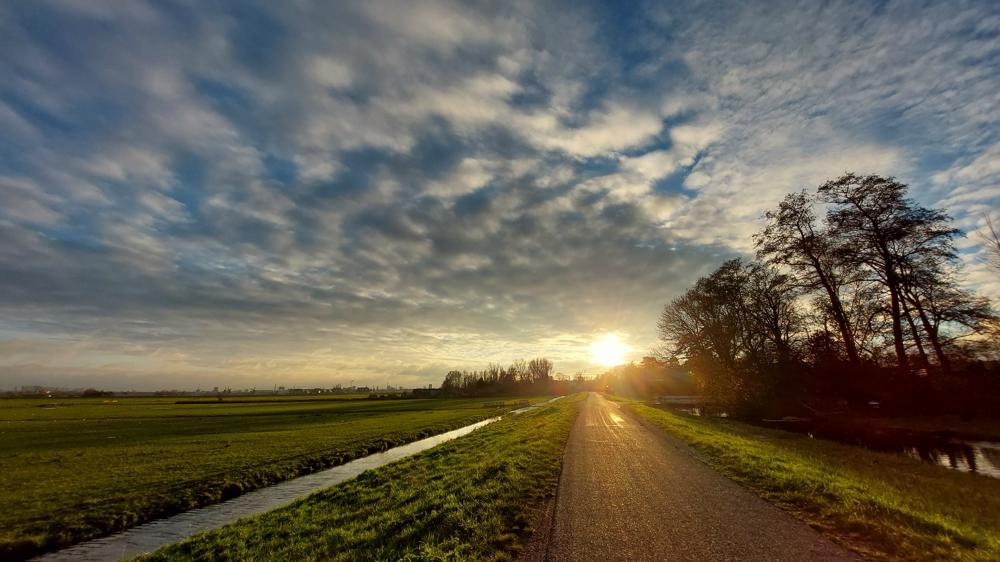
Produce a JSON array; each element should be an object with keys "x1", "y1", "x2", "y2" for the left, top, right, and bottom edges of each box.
[{"x1": 3, "y1": 398, "x2": 540, "y2": 561}]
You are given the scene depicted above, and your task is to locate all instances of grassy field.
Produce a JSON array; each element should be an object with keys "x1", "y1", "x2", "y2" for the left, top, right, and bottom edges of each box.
[
  {"x1": 623, "y1": 401, "x2": 1000, "y2": 562},
  {"x1": 141, "y1": 394, "x2": 583, "y2": 561},
  {"x1": 0, "y1": 395, "x2": 538, "y2": 560},
  {"x1": 173, "y1": 394, "x2": 371, "y2": 403}
]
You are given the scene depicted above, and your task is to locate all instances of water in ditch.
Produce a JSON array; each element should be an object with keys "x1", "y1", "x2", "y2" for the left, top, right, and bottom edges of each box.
[
  {"x1": 34, "y1": 397, "x2": 562, "y2": 562},
  {"x1": 666, "y1": 405, "x2": 1000, "y2": 479}
]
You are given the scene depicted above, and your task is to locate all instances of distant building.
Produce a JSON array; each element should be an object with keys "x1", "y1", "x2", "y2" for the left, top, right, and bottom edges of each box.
[{"x1": 411, "y1": 388, "x2": 440, "y2": 398}]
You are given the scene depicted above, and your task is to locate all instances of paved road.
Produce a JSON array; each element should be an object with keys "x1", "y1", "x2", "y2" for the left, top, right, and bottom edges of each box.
[{"x1": 525, "y1": 393, "x2": 859, "y2": 562}]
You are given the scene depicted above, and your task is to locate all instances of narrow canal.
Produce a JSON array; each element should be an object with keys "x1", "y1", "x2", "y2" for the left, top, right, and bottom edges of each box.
[
  {"x1": 34, "y1": 397, "x2": 562, "y2": 562},
  {"x1": 667, "y1": 406, "x2": 1000, "y2": 479}
]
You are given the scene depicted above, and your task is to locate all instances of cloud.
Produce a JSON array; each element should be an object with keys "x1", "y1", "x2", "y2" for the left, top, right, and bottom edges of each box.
[
  {"x1": 529, "y1": 103, "x2": 665, "y2": 157},
  {"x1": 0, "y1": 0, "x2": 997, "y2": 389}
]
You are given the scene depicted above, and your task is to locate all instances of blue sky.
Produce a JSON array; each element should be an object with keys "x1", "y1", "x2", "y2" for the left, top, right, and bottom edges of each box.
[{"x1": 0, "y1": 0, "x2": 997, "y2": 390}]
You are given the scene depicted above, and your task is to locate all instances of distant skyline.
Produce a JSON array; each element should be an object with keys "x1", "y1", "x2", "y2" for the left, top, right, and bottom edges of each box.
[{"x1": 1, "y1": 0, "x2": 998, "y2": 390}]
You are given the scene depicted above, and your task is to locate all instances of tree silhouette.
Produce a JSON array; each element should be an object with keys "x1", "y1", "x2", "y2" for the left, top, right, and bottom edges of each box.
[
  {"x1": 660, "y1": 173, "x2": 997, "y2": 414},
  {"x1": 756, "y1": 191, "x2": 861, "y2": 367},
  {"x1": 983, "y1": 214, "x2": 1000, "y2": 273},
  {"x1": 818, "y1": 173, "x2": 960, "y2": 372}
]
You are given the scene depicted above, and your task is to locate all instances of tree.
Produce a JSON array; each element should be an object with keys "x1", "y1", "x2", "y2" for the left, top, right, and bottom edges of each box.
[
  {"x1": 658, "y1": 259, "x2": 745, "y2": 371},
  {"x1": 510, "y1": 359, "x2": 528, "y2": 383},
  {"x1": 899, "y1": 262, "x2": 993, "y2": 372},
  {"x1": 441, "y1": 370, "x2": 463, "y2": 392},
  {"x1": 983, "y1": 214, "x2": 1000, "y2": 273},
  {"x1": 657, "y1": 259, "x2": 802, "y2": 411},
  {"x1": 742, "y1": 261, "x2": 802, "y2": 365},
  {"x1": 756, "y1": 191, "x2": 861, "y2": 366},
  {"x1": 527, "y1": 358, "x2": 554, "y2": 383},
  {"x1": 659, "y1": 172, "x2": 996, "y2": 415},
  {"x1": 818, "y1": 173, "x2": 960, "y2": 372},
  {"x1": 438, "y1": 359, "x2": 557, "y2": 396}
]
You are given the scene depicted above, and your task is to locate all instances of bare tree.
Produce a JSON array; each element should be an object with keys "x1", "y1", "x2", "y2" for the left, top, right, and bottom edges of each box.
[
  {"x1": 982, "y1": 214, "x2": 1000, "y2": 273},
  {"x1": 899, "y1": 263, "x2": 993, "y2": 372},
  {"x1": 527, "y1": 358, "x2": 554, "y2": 383},
  {"x1": 439, "y1": 358, "x2": 557, "y2": 395},
  {"x1": 660, "y1": 173, "x2": 997, "y2": 413},
  {"x1": 510, "y1": 359, "x2": 529, "y2": 383},
  {"x1": 658, "y1": 259, "x2": 744, "y2": 371},
  {"x1": 755, "y1": 191, "x2": 861, "y2": 366},
  {"x1": 441, "y1": 370, "x2": 463, "y2": 392},
  {"x1": 742, "y1": 261, "x2": 803, "y2": 365},
  {"x1": 819, "y1": 173, "x2": 960, "y2": 372},
  {"x1": 658, "y1": 259, "x2": 802, "y2": 409}
]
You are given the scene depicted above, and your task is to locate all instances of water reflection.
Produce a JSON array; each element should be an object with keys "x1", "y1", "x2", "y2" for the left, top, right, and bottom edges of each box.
[
  {"x1": 906, "y1": 440, "x2": 1000, "y2": 478},
  {"x1": 760, "y1": 420, "x2": 1000, "y2": 479},
  {"x1": 666, "y1": 405, "x2": 1000, "y2": 479},
  {"x1": 679, "y1": 407, "x2": 727, "y2": 418}
]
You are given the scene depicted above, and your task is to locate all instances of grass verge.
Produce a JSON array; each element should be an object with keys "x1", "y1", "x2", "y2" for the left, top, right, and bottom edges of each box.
[
  {"x1": 624, "y1": 401, "x2": 1000, "y2": 562},
  {"x1": 1, "y1": 396, "x2": 540, "y2": 561},
  {"x1": 141, "y1": 394, "x2": 583, "y2": 562}
]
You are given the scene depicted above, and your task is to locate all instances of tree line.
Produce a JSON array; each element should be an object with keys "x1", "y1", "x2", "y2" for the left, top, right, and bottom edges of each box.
[
  {"x1": 658, "y1": 173, "x2": 998, "y2": 416},
  {"x1": 591, "y1": 356, "x2": 696, "y2": 397},
  {"x1": 439, "y1": 358, "x2": 556, "y2": 396}
]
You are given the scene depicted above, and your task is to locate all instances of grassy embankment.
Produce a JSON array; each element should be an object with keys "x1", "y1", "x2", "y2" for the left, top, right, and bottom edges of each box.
[
  {"x1": 0, "y1": 396, "x2": 539, "y2": 560},
  {"x1": 141, "y1": 394, "x2": 583, "y2": 562},
  {"x1": 624, "y1": 401, "x2": 1000, "y2": 562}
]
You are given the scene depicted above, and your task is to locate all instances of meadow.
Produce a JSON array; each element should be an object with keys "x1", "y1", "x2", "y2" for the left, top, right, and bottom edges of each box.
[
  {"x1": 0, "y1": 395, "x2": 529, "y2": 560},
  {"x1": 624, "y1": 401, "x2": 1000, "y2": 562},
  {"x1": 142, "y1": 394, "x2": 583, "y2": 561}
]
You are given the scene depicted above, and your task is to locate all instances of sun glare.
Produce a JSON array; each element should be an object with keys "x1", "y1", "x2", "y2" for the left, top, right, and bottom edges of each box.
[{"x1": 590, "y1": 334, "x2": 631, "y2": 367}]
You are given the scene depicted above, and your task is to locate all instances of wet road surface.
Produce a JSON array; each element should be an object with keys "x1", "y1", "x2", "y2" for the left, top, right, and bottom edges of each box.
[{"x1": 527, "y1": 393, "x2": 859, "y2": 562}]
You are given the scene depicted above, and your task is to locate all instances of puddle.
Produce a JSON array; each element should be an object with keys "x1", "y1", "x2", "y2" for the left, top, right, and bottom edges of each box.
[{"x1": 33, "y1": 397, "x2": 562, "y2": 562}]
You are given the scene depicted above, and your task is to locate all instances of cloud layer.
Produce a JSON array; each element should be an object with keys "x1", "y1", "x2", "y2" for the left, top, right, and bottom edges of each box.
[{"x1": 1, "y1": 0, "x2": 997, "y2": 389}]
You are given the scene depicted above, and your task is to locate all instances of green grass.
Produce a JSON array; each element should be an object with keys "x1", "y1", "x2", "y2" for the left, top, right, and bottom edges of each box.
[
  {"x1": 623, "y1": 401, "x2": 1000, "y2": 562},
  {"x1": 174, "y1": 394, "x2": 371, "y2": 403},
  {"x1": 141, "y1": 394, "x2": 583, "y2": 562},
  {"x1": 0, "y1": 396, "x2": 542, "y2": 560}
]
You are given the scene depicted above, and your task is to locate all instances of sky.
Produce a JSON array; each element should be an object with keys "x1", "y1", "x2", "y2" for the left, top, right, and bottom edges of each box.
[{"x1": 1, "y1": 0, "x2": 998, "y2": 390}]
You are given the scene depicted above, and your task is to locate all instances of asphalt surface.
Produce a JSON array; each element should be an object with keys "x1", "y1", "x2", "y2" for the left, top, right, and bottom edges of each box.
[{"x1": 524, "y1": 393, "x2": 860, "y2": 562}]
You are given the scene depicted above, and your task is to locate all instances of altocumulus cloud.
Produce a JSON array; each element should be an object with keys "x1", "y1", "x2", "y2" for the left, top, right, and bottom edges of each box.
[{"x1": 0, "y1": 0, "x2": 997, "y2": 389}]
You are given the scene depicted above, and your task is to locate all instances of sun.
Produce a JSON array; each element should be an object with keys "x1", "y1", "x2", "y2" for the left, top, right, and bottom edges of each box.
[{"x1": 590, "y1": 334, "x2": 632, "y2": 367}]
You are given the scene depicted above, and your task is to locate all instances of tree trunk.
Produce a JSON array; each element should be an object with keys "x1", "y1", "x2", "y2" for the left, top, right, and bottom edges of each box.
[
  {"x1": 911, "y1": 297, "x2": 951, "y2": 374},
  {"x1": 813, "y1": 263, "x2": 861, "y2": 366},
  {"x1": 886, "y1": 273, "x2": 910, "y2": 372},
  {"x1": 902, "y1": 303, "x2": 931, "y2": 371},
  {"x1": 876, "y1": 242, "x2": 910, "y2": 373}
]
